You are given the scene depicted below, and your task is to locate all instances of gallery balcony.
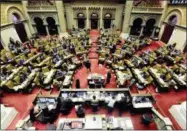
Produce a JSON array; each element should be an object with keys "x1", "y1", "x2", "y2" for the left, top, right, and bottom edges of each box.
[
  {"x1": 131, "y1": 6, "x2": 164, "y2": 14},
  {"x1": 27, "y1": 5, "x2": 57, "y2": 12}
]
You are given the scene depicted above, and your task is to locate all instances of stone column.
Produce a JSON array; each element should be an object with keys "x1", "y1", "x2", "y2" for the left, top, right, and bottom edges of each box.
[
  {"x1": 100, "y1": 7, "x2": 103, "y2": 29},
  {"x1": 44, "y1": 24, "x2": 49, "y2": 35},
  {"x1": 86, "y1": 7, "x2": 89, "y2": 29},
  {"x1": 32, "y1": 25, "x2": 37, "y2": 33},
  {"x1": 122, "y1": 1, "x2": 134, "y2": 34},
  {"x1": 21, "y1": 1, "x2": 35, "y2": 36},
  {"x1": 151, "y1": 26, "x2": 156, "y2": 37},
  {"x1": 158, "y1": 1, "x2": 168, "y2": 27},
  {"x1": 55, "y1": 0, "x2": 67, "y2": 33},
  {"x1": 57, "y1": 25, "x2": 60, "y2": 34},
  {"x1": 139, "y1": 25, "x2": 145, "y2": 37}
]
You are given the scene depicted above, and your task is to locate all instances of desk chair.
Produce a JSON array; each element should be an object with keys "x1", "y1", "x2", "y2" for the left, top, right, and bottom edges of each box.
[
  {"x1": 91, "y1": 103, "x2": 99, "y2": 112},
  {"x1": 59, "y1": 99, "x2": 73, "y2": 115},
  {"x1": 141, "y1": 113, "x2": 153, "y2": 125},
  {"x1": 75, "y1": 105, "x2": 85, "y2": 118}
]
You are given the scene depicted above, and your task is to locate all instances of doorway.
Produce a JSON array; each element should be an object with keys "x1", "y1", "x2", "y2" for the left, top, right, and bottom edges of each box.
[
  {"x1": 130, "y1": 18, "x2": 143, "y2": 36},
  {"x1": 104, "y1": 13, "x2": 112, "y2": 29},
  {"x1": 34, "y1": 17, "x2": 47, "y2": 36},
  {"x1": 161, "y1": 24, "x2": 174, "y2": 44},
  {"x1": 77, "y1": 13, "x2": 85, "y2": 29},
  {"x1": 161, "y1": 15, "x2": 178, "y2": 44},
  {"x1": 46, "y1": 17, "x2": 58, "y2": 35},
  {"x1": 143, "y1": 19, "x2": 156, "y2": 37},
  {"x1": 91, "y1": 13, "x2": 98, "y2": 29},
  {"x1": 12, "y1": 13, "x2": 28, "y2": 42}
]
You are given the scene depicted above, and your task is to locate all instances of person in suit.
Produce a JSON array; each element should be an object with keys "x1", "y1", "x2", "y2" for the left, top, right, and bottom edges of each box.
[
  {"x1": 29, "y1": 108, "x2": 35, "y2": 122},
  {"x1": 75, "y1": 105, "x2": 85, "y2": 117},
  {"x1": 85, "y1": 60, "x2": 91, "y2": 73},
  {"x1": 112, "y1": 44, "x2": 116, "y2": 54},
  {"x1": 106, "y1": 71, "x2": 111, "y2": 84},
  {"x1": 76, "y1": 79, "x2": 80, "y2": 89},
  {"x1": 91, "y1": 95, "x2": 99, "y2": 112}
]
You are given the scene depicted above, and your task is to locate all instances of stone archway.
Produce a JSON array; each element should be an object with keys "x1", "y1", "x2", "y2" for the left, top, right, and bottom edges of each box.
[
  {"x1": 34, "y1": 17, "x2": 47, "y2": 36},
  {"x1": 130, "y1": 18, "x2": 143, "y2": 36},
  {"x1": 103, "y1": 13, "x2": 112, "y2": 29},
  {"x1": 77, "y1": 13, "x2": 86, "y2": 29},
  {"x1": 143, "y1": 18, "x2": 156, "y2": 37},
  {"x1": 12, "y1": 13, "x2": 28, "y2": 42},
  {"x1": 90, "y1": 13, "x2": 99, "y2": 29},
  {"x1": 46, "y1": 17, "x2": 58, "y2": 35},
  {"x1": 161, "y1": 15, "x2": 178, "y2": 44}
]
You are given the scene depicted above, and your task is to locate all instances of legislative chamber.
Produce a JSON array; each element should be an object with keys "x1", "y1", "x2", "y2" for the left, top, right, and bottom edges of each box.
[{"x1": 0, "y1": 0, "x2": 186, "y2": 130}]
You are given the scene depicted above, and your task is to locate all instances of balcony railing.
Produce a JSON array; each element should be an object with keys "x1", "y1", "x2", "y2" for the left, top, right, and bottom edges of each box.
[
  {"x1": 131, "y1": 6, "x2": 163, "y2": 14},
  {"x1": 27, "y1": 5, "x2": 57, "y2": 12}
]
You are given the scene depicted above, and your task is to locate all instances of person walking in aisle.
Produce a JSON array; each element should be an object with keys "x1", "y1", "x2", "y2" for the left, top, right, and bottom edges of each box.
[{"x1": 106, "y1": 71, "x2": 111, "y2": 84}]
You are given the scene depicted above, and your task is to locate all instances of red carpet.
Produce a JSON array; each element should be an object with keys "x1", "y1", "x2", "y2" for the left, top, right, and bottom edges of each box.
[
  {"x1": 72, "y1": 30, "x2": 117, "y2": 89},
  {"x1": 1, "y1": 30, "x2": 186, "y2": 130}
]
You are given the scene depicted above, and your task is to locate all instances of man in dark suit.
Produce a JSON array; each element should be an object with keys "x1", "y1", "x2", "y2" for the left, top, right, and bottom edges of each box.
[{"x1": 106, "y1": 71, "x2": 111, "y2": 84}]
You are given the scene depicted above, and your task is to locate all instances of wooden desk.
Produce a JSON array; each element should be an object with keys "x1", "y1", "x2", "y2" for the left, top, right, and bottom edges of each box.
[
  {"x1": 148, "y1": 68, "x2": 169, "y2": 92},
  {"x1": 24, "y1": 53, "x2": 41, "y2": 65},
  {"x1": 0, "y1": 66, "x2": 23, "y2": 86},
  {"x1": 43, "y1": 69, "x2": 57, "y2": 85},
  {"x1": 84, "y1": 115, "x2": 104, "y2": 130},
  {"x1": 132, "y1": 68, "x2": 148, "y2": 85},
  {"x1": 13, "y1": 70, "x2": 37, "y2": 91}
]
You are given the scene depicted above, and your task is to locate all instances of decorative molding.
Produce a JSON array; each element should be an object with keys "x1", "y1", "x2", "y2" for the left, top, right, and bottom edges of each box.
[
  {"x1": 162, "y1": 21, "x2": 187, "y2": 30},
  {"x1": 0, "y1": 20, "x2": 27, "y2": 30}
]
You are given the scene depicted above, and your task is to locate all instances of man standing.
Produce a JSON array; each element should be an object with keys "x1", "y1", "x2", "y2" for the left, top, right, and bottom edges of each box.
[
  {"x1": 106, "y1": 71, "x2": 111, "y2": 84},
  {"x1": 85, "y1": 60, "x2": 91, "y2": 73}
]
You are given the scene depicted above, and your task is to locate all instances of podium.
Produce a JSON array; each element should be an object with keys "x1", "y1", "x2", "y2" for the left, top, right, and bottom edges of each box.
[
  {"x1": 169, "y1": 101, "x2": 186, "y2": 129},
  {"x1": 1, "y1": 104, "x2": 18, "y2": 129}
]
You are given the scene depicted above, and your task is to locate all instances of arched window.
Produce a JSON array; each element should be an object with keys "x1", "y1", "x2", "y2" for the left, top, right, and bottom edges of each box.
[
  {"x1": 104, "y1": 13, "x2": 112, "y2": 19},
  {"x1": 12, "y1": 13, "x2": 21, "y2": 23},
  {"x1": 168, "y1": 15, "x2": 177, "y2": 25},
  {"x1": 77, "y1": 13, "x2": 85, "y2": 18},
  {"x1": 91, "y1": 13, "x2": 98, "y2": 19}
]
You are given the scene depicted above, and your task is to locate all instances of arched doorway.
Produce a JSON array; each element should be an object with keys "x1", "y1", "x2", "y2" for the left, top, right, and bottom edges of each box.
[
  {"x1": 90, "y1": 13, "x2": 98, "y2": 29},
  {"x1": 104, "y1": 13, "x2": 112, "y2": 29},
  {"x1": 12, "y1": 13, "x2": 28, "y2": 42},
  {"x1": 161, "y1": 15, "x2": 177, "y2": 44},
  {"x1": 34, "y1": 17, "x2": 47, "y2": 36},
  {"x1": 46, "y1": 17, "x2": 58, "y2": 35},
  {"x1": 143, "y1": 19, "x2": 156, "y2": 37},
  {"x1": 77, "y1": 13, "x2": 85, "y2": 29},
  {"x1": 130, "y1": 18, "x2": 143, "y2": 36}
]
